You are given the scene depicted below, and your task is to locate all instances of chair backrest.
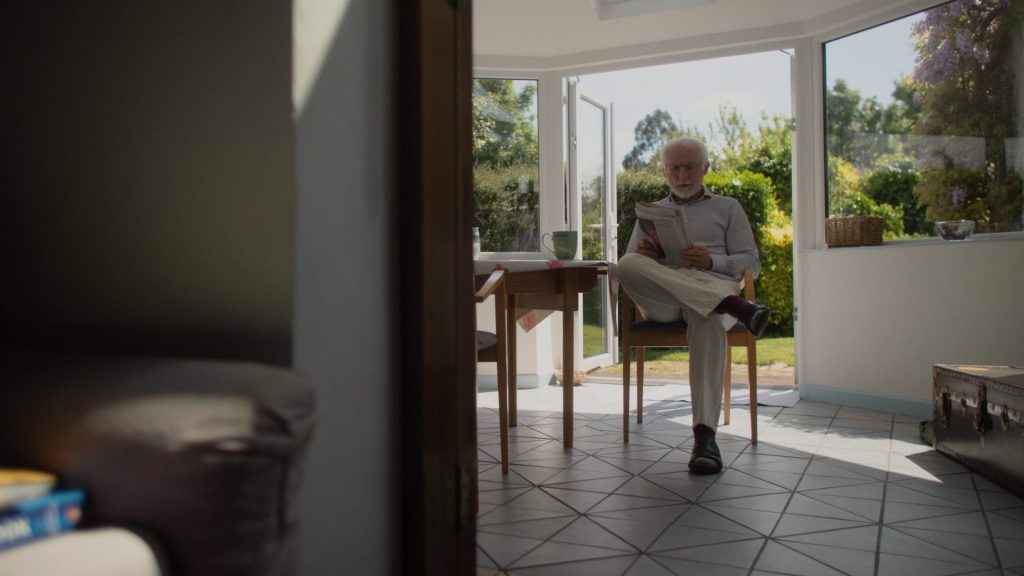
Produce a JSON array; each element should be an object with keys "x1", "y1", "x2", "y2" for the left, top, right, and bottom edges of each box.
[{"x1": 475, "y1": 268, "x2": 507, "y2": 360}]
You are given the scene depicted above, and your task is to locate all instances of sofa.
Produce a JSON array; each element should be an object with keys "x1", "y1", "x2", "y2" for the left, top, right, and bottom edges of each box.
[{"x1": 0, "y1": 348, "x2": 316, "y2": 575}]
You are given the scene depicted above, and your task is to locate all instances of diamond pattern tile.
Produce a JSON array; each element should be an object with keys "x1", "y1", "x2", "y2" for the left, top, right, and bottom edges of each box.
[{"x1": 474, "y1": 383, "x2": 1024, "y2": 574}]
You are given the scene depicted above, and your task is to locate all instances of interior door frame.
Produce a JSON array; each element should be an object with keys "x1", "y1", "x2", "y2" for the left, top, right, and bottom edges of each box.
[{"x1": 397, "y1": 0, "x2": 476, "y2": 573}]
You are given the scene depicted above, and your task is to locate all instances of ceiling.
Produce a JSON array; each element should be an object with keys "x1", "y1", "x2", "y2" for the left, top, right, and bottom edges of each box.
[{"x1": 473, "y1": 0, "x2": 917, "y2": 70}]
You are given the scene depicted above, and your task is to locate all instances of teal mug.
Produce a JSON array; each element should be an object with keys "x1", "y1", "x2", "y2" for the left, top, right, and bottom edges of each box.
[{"x1": 542, "y1": 230, "x2": 578, "y2": 260}]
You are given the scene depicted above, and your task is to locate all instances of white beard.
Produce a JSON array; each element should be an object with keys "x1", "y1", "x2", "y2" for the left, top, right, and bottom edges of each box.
[{"x1": 671, "y1": 186, "x2": 700, "y2": 201}]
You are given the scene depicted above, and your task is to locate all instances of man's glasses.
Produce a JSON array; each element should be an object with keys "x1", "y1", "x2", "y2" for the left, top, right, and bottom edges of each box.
[{"x1": 665, "y1": 163, "x2": 704, "y2": 174}]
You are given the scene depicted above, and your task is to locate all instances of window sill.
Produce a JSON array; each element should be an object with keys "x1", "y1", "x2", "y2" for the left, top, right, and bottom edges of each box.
[{"x1": 801, "y1": 230, "x2": 1024, "y2": 254}]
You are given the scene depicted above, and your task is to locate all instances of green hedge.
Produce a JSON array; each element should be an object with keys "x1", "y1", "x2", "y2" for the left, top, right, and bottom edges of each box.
[
  {"x1": 616, "y1": 169, "x2": 793, "y2": 336},
  {"x1": 473, "y1": 162, "x2": 539, "y2": 252}
]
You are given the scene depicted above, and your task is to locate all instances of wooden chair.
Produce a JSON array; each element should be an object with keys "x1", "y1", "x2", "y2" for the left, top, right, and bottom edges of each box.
[
  {"x1": 621, "y1": 269, "x2": 759, "y2": 445},
  {"x1": 476, "y1": 268, "x2": 510, "y2": 474}
]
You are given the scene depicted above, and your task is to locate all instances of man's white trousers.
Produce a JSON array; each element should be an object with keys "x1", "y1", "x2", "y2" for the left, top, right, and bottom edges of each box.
[{"x1": 618, "y1": 253, "x2": 740, "y2": 430}]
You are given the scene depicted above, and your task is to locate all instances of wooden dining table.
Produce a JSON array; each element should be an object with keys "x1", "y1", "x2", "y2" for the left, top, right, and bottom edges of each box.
[{"x1": 474, "y1": 259, "x2": 609, "y2": 448}]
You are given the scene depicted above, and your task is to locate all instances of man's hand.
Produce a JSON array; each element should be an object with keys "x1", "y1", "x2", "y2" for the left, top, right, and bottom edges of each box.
[
  {"x1": 635, "y1": 238, "x2": 660, "y2": 260},
  {"x1": 681, "y1": 245, "x2": 713, "y2": 270}
]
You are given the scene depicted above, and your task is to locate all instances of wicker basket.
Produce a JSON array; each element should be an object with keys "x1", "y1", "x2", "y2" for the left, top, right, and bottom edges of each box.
[{"x1": 826, "y1": 216, "x2": 884, "y2": 248}]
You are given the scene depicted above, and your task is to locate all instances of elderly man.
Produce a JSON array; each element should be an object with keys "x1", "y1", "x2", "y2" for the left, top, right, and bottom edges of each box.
[{"x1": 618, "y1": 136, "x2": 769, "y2": 474}]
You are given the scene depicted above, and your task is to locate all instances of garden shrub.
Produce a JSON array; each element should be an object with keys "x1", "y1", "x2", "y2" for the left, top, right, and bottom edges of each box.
[
  {"x1": 914, "y1": 167, "x2": 1023, "y2": 234},
  {"x1": 860, "y1": 161, "x2": 925, "y2": 235},
  {"x1": 473, "y1": 162, "x2": 539, "y2": 251}
]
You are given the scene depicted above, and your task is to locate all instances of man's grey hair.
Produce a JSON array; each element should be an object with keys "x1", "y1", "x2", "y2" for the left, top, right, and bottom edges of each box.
[{"x1": 662, "y1": 137, "x2": 709, "y2": 164}]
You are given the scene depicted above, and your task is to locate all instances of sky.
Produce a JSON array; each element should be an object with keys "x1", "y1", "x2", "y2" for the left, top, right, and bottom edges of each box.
[{"x1": 576, "y1": 14, "x2": 921, "y2": 171}]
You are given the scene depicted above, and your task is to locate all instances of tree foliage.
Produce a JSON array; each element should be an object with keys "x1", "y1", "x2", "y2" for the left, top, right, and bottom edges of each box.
[
  {"x1": 472, "y1": 79, "x2": 540, "y2": 250},
  {"x1": 472, "y1": 79, "x2": 539, "y2": 168},
  {"x1": 909, "y1": 0, "x2": 1022, "y2": 230},
  {"x1": 622, "y1": 109, "x2": 679, "y2": 171}
]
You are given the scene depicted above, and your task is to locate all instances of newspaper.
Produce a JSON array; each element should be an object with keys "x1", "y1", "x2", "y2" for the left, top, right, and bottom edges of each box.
[{"x1": 634, "y1": 201, "x2": 692, "y2": 267}]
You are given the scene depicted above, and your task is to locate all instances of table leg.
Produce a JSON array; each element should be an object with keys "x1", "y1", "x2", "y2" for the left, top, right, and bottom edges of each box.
[
  {"x1": 507, "y1": 293, "x2": 517, "y2": 427},
  {"x1": 562, "y1": 271, "x2": 577, "y2": 447}
]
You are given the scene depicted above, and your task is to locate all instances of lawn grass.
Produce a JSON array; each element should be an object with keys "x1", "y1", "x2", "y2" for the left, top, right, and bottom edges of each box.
[
  {"x1": 585, "y1": 327, "x2": 794, "y2": 366},
  {"x1": 643, "y1": 336, "x2": 794, "y2": 366}
]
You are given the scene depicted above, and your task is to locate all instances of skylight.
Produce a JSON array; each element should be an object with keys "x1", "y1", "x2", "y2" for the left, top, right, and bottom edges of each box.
[{"x1": 590, "y1": 0, "x2": 717, "y2": 21}]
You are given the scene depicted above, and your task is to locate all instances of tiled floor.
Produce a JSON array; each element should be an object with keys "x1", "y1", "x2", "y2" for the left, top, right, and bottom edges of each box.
[{"x1": 475, "y1": 382, "x2": 1024, "y2": 576}]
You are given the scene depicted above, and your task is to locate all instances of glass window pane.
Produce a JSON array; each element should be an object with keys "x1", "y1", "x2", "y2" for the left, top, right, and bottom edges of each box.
[
  {"x1": 472, "y1": 79, "x2": 540, "y2": 252},
  {"x1": 578, "y1": 97, "x2": 608, "y2": 359},
  {"x1": 824, "y1": 0, "x2": 1023, "y2": 238}
]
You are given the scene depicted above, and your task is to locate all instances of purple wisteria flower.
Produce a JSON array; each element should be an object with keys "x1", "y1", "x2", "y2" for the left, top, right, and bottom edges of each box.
[{"x1": 948, "y1": 185, "x2": 967, "y2": 209}]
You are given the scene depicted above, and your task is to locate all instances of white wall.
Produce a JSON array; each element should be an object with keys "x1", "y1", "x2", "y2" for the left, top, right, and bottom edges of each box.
[
  {"x1": 798, "y1": 236, "x2": 1024, "y2": 416},
  {"x1": 0, "y1": 0, "x2": 295, "y2": 364},
  {"x1": 293, "y1": 0, "x2": 396, "y2": 572},
  {"x1": 475, "y1": 298, "x2": 556, "y2": 389}
]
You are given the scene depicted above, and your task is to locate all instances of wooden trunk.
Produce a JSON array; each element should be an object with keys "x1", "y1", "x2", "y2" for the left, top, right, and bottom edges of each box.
[{"x1": 932, "y1": 364, "x2": 1024, "y2": 498}]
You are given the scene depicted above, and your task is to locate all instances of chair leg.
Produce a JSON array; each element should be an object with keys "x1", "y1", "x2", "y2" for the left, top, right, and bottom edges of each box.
[
  {"x1": 723, "y1": 346, "x2": 732, "y2": 426},
  {"x1": 496, "y1": 309, "x2": 510, "y2": 475},
  {"x1": 636, "y1": 347, "x2": 645, "y2": 424},
  {"x1": 623, "y1": 343, "x2": 631, "y2": 443},
  {"x1": 748, "y1": 341, "x2": 758, "y2": 445}
]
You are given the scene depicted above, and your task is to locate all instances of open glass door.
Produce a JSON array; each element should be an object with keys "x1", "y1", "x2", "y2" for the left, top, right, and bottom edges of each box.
[{"x1": 567, "y1": 79, "x2": 617, "y2": 371}]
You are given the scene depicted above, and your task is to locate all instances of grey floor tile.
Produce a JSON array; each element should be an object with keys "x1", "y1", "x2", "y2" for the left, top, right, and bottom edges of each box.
[
  {"x1": 772, "y1": 513, "x2": 873, "y2": 537},
  {"x1": 477, "y1": 532, "x2": 545, "y2": 568},
  {"x1": 699, "y1": 481, "x2": 789, "y2": 502},
  {"x1": 476, "y1": 392, "x2": 1024, "y2": 576},
  {"x1": 753, "y1": 540, "x2": 848, "y2": 576},
  {"x1": 588, "y1": 504, "x2": 689, "y2": 551},
  {"x1": 508, "y1": 464, "x2": 567, "y2": 486},
  {"x1": 879, "y1": 527, "x2": 991, "y2": 571},
  {"x1": 614, "y1": 476, "x2": 693, "y2": 502},
  {"x1": 876, "y1": 551, "x2": 981, "y2": 576},
  {"x1": 509, "y1": 540, "x2": 636, "y2": 569},
  {"x1": 508, "y1": 554, "x2": 640, "y2": 575},
  {"x1": 621, "y1": 555, "x2": 677, "y2": 576},
  {"x1": 784, "y1": 493, "x2": 877, "y2": 522},
  {"x1": 642, "y1": 473, "x2": 715, "y2": 501},
  {"x1": 549, "y1": 516, "x2": 636, "y2": 551},
  {"x1": 806, "y1": 458, "x2": 888, "y2": 482},
  {"x1": 539, "y1": 486, "x2": 613, "y2": 513},
  {"x1": 978, "y1": 489, "x2": 1024, "y2": 511},
  {"x1": 654, "y1": 537, "x2": 765, "y2": 569},
  {"x1": 701, "y1": 502, "x2": 783, "y2": 535},
  {"x1": 705, "y1": 491, "x2": 791, "y2": 514},
  {"x1": 642, "y1": 458, "x2": 697, "y2": 476},
  {"x1": 882, "y1": 500, "x2": 974, "y2": 524},
  {"x1": 801, "y1": 481, "x2": 885, "y2": 501},
  {"x1": 887, "y1": 510, "x2": 991, "y2": 536},
  {"x1": 478, "y1": 516, "x2": 577, "y2": 541},
  {"x1": 996, "y1": 537, "x2": 1024, "y2": 568},
  {"x1": 886, "y1": 482, "x2": 980, "y2": 510},
  {"x1": 775, "y1": 524, "x2": 879, "y2": 551},
  {"x1": 478, "y1": 545, "x2": 498, "y2": 569},
  {"x1": 589, "y1": 493, "x2": 690, "y2": 514},
  {"x1": 778, "y1": 540, "x2": 877, "y2": 576},
  {"x1": 479, "y1": 486, "x2": 534, "y2": 507},
  {"x1": 742, "y1": 442, "x2": 816, "y2": 459},
  {"x1": 889, "y1": 525, "x2": 999, "y2": 566}
]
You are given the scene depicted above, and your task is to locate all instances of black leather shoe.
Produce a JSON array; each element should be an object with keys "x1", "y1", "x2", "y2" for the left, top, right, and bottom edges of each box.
[
  {"x1": 688, "y1": 424, "x2": 723, "y2": 474},
  {"x1": 740, "y1": 302, "x2": 771, "y2": 338}
]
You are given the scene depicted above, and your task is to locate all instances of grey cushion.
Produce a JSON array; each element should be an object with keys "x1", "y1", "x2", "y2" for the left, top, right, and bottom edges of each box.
[{"x1": 0, "y1": 349, "x2": 316, "y2": 576}]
